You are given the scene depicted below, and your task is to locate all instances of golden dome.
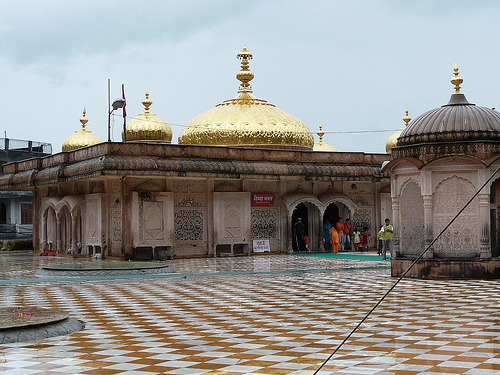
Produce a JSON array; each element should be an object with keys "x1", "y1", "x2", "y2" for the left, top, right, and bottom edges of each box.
[
  {"x1": 178, "y1": 45, "x2": 314, "y2": 149},
  {"x1": 313, "y1": 124, "x2": 337, "y2": 151},
  {"x1": 62, "y1": 108, "x2": 102, "y2": 152},
  {"x1": 122, "y1": 90, "x2": 172, "y2": 143},
  {"x1": 386, "y1": 108, "x2": 410, "y2": 154}
]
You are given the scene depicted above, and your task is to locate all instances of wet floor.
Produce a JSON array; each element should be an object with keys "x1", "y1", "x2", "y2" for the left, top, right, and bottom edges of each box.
[{"x1": 0, "y1": 250, "x2": 499, "y2": 374}]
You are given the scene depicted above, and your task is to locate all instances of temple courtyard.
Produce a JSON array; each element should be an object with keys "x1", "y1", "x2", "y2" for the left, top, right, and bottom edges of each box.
[{"x1": 0, "y1": 251, "x2": 499, "y2": 374}]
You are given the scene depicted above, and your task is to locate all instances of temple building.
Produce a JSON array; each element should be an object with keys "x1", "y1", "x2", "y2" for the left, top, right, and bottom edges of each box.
[
  {"x1": 0, "y1": 46, "x2": 391, "y2": 259},
  {"x1": 384, "y1": 64, "x2": 500, "y2": 278}
]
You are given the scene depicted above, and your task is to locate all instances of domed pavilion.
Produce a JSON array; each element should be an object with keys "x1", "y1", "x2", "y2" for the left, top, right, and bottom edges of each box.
[{"x1": 383, "y1": 64, "x2": 500, "y2": 278}]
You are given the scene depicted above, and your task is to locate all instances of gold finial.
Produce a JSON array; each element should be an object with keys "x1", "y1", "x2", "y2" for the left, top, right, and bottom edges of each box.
[
  {"x1": 451, "y1": 62, "x2": 463, "y2": 93},
  {"x1": 142, "y1": 89, "x2": 152, "y2": 113},
  {"x1": 236, "y1": 45, "x2": 254, "y2": 92},
  {"x1": 317, "y1": 123, "x2": 325, "y2": 142},
  {"x1": 80, "y1": 107, "x2": 88, "y2": 130},
  {"x1": 403, "y1": 107, "x2": 411, "y2": 126}
]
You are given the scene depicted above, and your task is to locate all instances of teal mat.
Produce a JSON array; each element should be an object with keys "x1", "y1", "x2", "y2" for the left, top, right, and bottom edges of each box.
[{"x1": 293, "y1": 252, "x2": 391, "y2": 261}]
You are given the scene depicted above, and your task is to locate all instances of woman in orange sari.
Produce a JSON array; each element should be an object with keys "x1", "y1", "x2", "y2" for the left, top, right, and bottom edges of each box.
[{"x1": 329, "y1": 227, "x2": 339, "y2": 253}]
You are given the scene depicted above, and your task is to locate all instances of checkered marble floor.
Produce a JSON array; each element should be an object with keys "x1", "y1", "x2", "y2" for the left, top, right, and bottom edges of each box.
[{"x1": 0, "y1": 253, "x2": 500, "y2": 374}]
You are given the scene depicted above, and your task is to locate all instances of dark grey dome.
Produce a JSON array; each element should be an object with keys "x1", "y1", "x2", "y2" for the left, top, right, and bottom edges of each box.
[{"x1": 398, "y1": 93, "x2": 500, "y2": 146}]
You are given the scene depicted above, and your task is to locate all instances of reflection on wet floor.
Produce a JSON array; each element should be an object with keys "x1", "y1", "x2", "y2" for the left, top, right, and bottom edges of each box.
[{"x1": 0, "y1": 250, "x2": 499, "y2": 374}]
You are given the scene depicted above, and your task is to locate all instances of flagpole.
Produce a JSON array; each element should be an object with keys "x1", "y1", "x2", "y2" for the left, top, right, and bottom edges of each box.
[
  {"x1": 107, "y1": 79, "x2": 111, "y2": 142},
  {"x1": 122, "y1": 84, "x2": 127, "y2": 142}
]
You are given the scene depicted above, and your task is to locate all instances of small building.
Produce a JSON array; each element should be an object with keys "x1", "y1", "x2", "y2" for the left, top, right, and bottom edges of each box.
[
  {"x1": 0, "y1": 138, "x2": 52, "y2": 239},
  {"x1": 384, "y1": 64, "x2": 500, "y2": 278}
]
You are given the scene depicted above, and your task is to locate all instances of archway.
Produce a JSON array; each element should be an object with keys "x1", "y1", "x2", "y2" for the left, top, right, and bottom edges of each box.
[{"x1": 59, "y1": 206, "x2": 72, "y2": 253}]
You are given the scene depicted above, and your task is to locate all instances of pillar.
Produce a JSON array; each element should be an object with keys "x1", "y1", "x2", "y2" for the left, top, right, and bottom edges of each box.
[
  {"x1": 479, "y1": 194, "x2": 491, "y2": 258},
  {"x1": 423, "y1": 195, "x2": 434, "y2": 258}
]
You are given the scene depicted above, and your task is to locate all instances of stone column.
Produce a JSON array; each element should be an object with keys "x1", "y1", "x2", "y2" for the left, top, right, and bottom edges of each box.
[
  {"x1": 392, "y1": 196, "x2": 400, "y2": 257},
  {"x1": 71, "y1": 213, "x2": 78, "y2": 255},
  {"x1": 41, "y1": 210, "x2": 47, "y2": 251},
  {"x1": 423, "y1": 195, "x2": 434, "y2": 258},
  {"x1": 56, "y1": 214, "x2": 62, "y2": 253},
  {"x1": 479, "y1": 194, "x2": 491, "y2": 258}
]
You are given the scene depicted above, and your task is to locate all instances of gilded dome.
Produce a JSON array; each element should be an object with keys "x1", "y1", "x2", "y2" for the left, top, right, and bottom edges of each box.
[
  {"x1": 178, "y1": 45, "x2": 314, "y2": 149},
  {"x1": 122, "y1": 90, "x2": 172, "y2": 143},
  {"x1": 313, "y1": 124, "x2": 337, "y2": 152},
  {"x1": 398, "y1": 64, "x2": 500, "y2": 147},
  {"x1": 386, "y1": 108, "x2": 410, "y2": 154},
  {"x1": 62, "y1": 108, "x2": 102, "y2": 152}
]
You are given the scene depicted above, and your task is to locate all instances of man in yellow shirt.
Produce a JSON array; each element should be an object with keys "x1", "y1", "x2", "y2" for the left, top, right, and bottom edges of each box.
[{"x1": 382, "y1": 218, "x2": 393, "y2": 261}]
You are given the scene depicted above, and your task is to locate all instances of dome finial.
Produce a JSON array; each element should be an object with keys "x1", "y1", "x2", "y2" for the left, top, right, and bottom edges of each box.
[
  {"x1": 317, "y1": 123, "x2": 325, "y2": 142},
  {"x1": 403, "y1": 107, "x2": 411, "y2": 126},
  {"x1": 451, "y1": 62, "x2": 463, "y2": 93},
  {"x1": 80, "y1": 107, "x2": 88, "y2": 130},
  {"x1": 236, "y1": 45, "x2": 254, "y2": 92},
  {"x1": 142, "y1": 89, "x2": 152, "y2": 113}
]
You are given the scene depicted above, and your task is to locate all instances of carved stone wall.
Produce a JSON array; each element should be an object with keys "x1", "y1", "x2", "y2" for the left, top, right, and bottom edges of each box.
[
  {"x1": 251, "y1": 208, "x2": 277, "y2": 239},
  {"x1": 174, "y1": 193, "x2": 205, "y2": 242},
  {"x1": 353, "y1": 208, "x2": 372, "y2": 231},
  {"x1": 213, "y1": 192, "x2": 251, "y2": 245},
  {"x1": 399, "y1": 180, "x2": 425, "y2": 257},
  {"x1": 85, "y1": 194, "x2": 104, "y2": 246},
  {"x1": 433, "y1": 176, "x2": 480, "y2": 258},
  {"x1": 131, "y1": 192, "x2": 174, "y2": 247}
]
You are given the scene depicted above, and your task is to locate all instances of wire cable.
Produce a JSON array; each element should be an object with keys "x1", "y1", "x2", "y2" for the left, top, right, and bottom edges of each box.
[{"x1": 313, "y1": 163, "x2": 500, "y2": 374}]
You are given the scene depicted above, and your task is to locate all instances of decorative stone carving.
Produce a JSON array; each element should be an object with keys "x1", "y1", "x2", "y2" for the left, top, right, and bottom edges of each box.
[
  {"x1": 251, "y1": 208, "x2": 277, "y2": 239},
  {"x1": 353, "y1": 208, "x2": 372, "y2": 231},
  {"x1": 433, "y1": 176, "x2": 479, "y2": 258},
  {"x1": 175, "y1": 194, "x2": 205, "y2": 207},
  {"x1": 399, "y1": 181, "x2": 425, "y2": 257},
  {"x1": 131, "y1": 192, "x2": 174, "y2": 247},
  {"x1": 174, "y1": 209, "x2": 204, "y2": 241},
  {"x1": 85, "y1": 194, "x2": 104, "y2": 246},
  {"x1": 213, "y1": 192, "x2": 251, "y2": 245},
  {"x1": 173, "y1": 180, "x2": 205, "y2": 194}
]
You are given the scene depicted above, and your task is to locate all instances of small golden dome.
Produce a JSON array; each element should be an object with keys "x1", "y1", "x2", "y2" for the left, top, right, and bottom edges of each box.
[
  {"x1": 122, "y1": 90, "x2": 172, "y2": 143},
  {"x1": 386, "y1": 108, "x2": 410, "y2": 154},
  {"x1": 178, "y1": 45, "x2": 314, "y2": 149},
  {"x1": 313, "y1": 124, "x2": 337, "y2": 152},
  {"x1": 62, "y1": 108, "x2": 102, "y2": 152}
]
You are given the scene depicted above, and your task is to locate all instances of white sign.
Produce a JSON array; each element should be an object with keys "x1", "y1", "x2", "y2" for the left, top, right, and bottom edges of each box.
[{"x1": 253, "y1": 239, "x2": 270, "y2": 252}]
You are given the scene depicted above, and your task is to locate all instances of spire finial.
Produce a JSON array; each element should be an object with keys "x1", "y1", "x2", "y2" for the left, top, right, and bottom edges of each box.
[
  {"x1": 236, "y1": 45, "x2": 254, "y2": 92},
  {"x1": 317, "y1": 123, "x2": 325, "y2": 142},
  {"x1": 80, "y1": 107, "x2": 88, "y2": 130},
  {"x1": 403, "y1": 107, "x2": 411, "y2": 126},
  {"x1": 142, "y1": 89, "x2": 152, "y2": 113},
  {"x1": 451, "y1": 62, "x2": 463, "y2": 93}
]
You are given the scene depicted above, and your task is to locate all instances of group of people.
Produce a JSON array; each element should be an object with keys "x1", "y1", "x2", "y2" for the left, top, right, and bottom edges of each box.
[{"x1": 296, "y1": 216, "x2": 394, "y2": 258}]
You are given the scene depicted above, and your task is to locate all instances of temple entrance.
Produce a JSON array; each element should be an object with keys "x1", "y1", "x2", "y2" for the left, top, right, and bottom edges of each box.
[{"x1": 323, "y1": 203, "x2": 338, "y2": 251}]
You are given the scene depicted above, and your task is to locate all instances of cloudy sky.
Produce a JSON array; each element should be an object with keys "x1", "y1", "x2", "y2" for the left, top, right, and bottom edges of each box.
[{"x1": 1, "y1": 0, "x2": 500, "y2": 153}]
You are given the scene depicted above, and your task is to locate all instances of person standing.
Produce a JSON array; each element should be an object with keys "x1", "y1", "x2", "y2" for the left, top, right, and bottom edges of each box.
[
  {"x1": 323, "y1": 221, "x2": 332, "y2": 251},
  {"x1": 294, "y1": 218, "x2": 305, "y2": 252},
  {"x1": 344, "y1": 218, "x2": 352, "y2": 251},
  {"x1": 377, "y1": 226, "x2": 384, "y2": 256},
  {"x1": 330, "y1": 226, "x2": 339, "y2": 253},
  {"x1": 336, "y1": 219, "x2": 345, "y2": 251},
  {"x1": 353, "y1": 228, "x2": 361, "y2": 251},
  {"x1": 382, "y1": 218, "x2": 393, "y2": 260}
]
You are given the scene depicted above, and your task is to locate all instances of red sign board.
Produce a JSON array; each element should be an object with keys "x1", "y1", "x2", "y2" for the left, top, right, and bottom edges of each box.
[{"x1": 252, "y1": 194, "x2": 274, "y2": 207}]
